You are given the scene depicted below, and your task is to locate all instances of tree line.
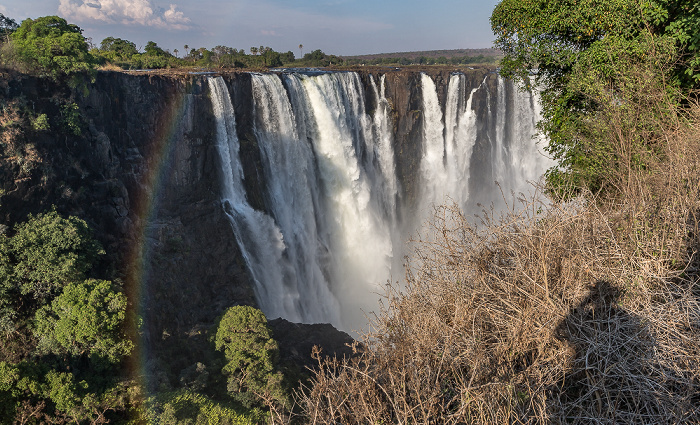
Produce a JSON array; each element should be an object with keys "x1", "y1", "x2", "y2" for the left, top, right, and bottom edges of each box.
[
  {"x1": 0, "y1": 13, "x2": 500, "y2": 77},
  {"x1": 343, "y1": 54, "x2": 499, "y2": 66},
  {"x1": 0, "y1": 13, "x2": 348, "y2": 76}
]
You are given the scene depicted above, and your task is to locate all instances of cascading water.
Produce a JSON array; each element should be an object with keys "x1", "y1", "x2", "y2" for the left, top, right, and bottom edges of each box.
[
  {"x1": 209, "y1": 71, "x2": 554, "y2": 332},
  {"x1": 277, "y1": 72, "x2": 396, "y2": 330},
  {"x1": 420, "y1": 73, "x2": 482, "y2": 215},
  {"x1": 419, "y1": 73, "x2": 448, "y2": 213},
  {"x1": 209, "y1": 76, "x2": 310, "y2": 323}
]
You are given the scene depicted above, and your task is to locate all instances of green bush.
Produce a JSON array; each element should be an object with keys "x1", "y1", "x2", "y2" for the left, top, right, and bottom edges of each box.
[
  {"x1": 34, "y1": 278, "x2": 133, "y2": 362},
  {"x1": 1, "y1": 209, "x2": 103, "y2": 303},
  {"x1": 214, "y1": 306, "x2": 287, "y2": 410},
  {"x1": 31, "y1": 113, "x2": 49, "y2": 131},
  {"x1": 147, "y1": 390, "x2": 266, "y2": 424}
]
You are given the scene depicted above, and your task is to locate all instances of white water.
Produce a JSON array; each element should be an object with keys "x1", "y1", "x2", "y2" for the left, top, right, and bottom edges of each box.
[
  {"x1": 420, "y1": 73, "x2": 482, "y2": 215},
  {"x1": 209, "y1": 76, "x2": 308, "y2": 323},
  {"x1": 281, "y1": 72, "x2": 395, "y2": 330},
  {"x1": 209, "y1": 72, "x2": 554, "y2": 332}
]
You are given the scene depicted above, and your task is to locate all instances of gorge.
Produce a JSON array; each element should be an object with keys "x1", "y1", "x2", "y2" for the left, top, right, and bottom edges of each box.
[{"x1": 0, "y1": 67, "x2": 554, "y2": 371}]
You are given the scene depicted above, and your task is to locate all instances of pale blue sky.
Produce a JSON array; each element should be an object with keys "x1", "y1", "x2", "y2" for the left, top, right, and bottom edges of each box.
[{"x1": 1, "y1": 0, "x2": 499, "y2": 56}]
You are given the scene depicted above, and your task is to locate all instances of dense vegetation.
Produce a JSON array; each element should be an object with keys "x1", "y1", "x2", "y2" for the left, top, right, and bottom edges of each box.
[
  {"x1": 0, "y1": 210, "x2": 135, "y2": 423},
  {"x1": 491, "y1": 0, "x2": 700, "y2": 194},
  {"x1": 0, "y1": 210, "x2": 289, "y2": 423}
]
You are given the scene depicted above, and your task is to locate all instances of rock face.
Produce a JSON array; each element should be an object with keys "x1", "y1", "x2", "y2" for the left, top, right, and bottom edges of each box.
[
  {"x1": 0, "y1": 67, "x2": 507, "y2": 383},
  {"x1": 268, "y1": 318, "x2": 356, "y2": 372}
]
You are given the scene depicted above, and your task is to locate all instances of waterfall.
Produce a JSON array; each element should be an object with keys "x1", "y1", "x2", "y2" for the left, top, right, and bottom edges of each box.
[
  {"x1": 249, "y1": 74, "x2": 341, "y2": 325},
  {"x1": 209, "y1": 76, "x2": 314, "y2": 323},
  {"x1": 279, "y1": 72, "x2": 396, "y2": 330},
  {"x1": 420, "y1": 73, "x2": 482, "y2": 214},
  {"x1": 419, "y1": 73, "x2": 448, "y2": 213},
  {"x1": 208, "y1": 71, "x2": 553, "y2": 332}
]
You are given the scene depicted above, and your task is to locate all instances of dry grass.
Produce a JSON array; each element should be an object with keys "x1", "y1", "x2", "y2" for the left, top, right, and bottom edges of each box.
[{"x1": 295, "y1": 77, "x2": 700, "y2": 424}]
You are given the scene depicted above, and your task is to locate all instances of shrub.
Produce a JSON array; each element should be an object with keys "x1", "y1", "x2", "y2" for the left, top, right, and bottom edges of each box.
[
  {"x1": 9, "y1": 16, "x2": 94, "y2": 78},
  {"x1": 146, "y1": 390, "x2": 266, "y2": 425},
  {"x1": 1, "y1": 209, "x2": 103, "y2": 303},
  {"x1": 31, "y1": 113, "x2": 49, "y2": 131}
]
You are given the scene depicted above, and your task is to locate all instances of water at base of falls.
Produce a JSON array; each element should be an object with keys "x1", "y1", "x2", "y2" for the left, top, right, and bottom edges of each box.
[{"x1": 208, "y1": 72, "x2": 554, "y2": 332}]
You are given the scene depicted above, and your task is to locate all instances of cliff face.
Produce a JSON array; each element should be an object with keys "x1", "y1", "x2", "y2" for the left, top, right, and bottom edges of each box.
[
  {"x1": 375, "y1": 68, "x2": 496, "y2": 213},
  {"x1": 0, "y1": 67, "x2": 504, "y2": 378}
]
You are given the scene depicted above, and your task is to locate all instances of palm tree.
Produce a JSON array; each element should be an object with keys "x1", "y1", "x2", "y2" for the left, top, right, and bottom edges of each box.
[
  {"x1": 299, "y1": 44, "x2": 303, "y2": 59},
  {"x1": 173, "y1": 48, "x2": 179, "y2": 58},
  {"x1": 250, "y1": 46, "x2": 258, "y2": 56}
]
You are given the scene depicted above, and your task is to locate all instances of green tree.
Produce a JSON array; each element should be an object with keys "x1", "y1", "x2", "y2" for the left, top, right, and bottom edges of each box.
[
  {"x1": 0, "y1": 13, "x2": 18, "y2": 43},
  {"x1": 144, "y1": 40, "x2": 168, "y2": 57},
  {"x1": 9, "y1": 15, "x2": 93, "y2": 77},
  {"x1": 261, "y1": 48, "x2": 282, "y2": 67},
  {"x1": 34, "y1": 278, "x2": 132, "y2": 363},
  {"x1": 2, "y1": 209, "x2": 103, "y2": 302},
  {"x1": 491, "y1": 0, "x2": 700, "y2": 193},
  {"x1": 98, "y1": 36, "x2": 138, "y2": 62},
  {"x1": 280, "y1": 51, "x2": 295, "y2": 64},
  {"x1": 215, "y1": 306, "x2": 287, "y2": 410}
]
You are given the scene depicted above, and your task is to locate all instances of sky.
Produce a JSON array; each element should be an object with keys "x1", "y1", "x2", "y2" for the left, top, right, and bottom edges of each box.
[{"x1": 0, "y1": 0, "x2": 500, "y2": 57}]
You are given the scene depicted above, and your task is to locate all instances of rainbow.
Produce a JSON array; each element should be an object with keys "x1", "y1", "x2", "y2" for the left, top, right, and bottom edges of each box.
[{"x1": 118, "y1": 76, "x2": 194, "y2": 396}]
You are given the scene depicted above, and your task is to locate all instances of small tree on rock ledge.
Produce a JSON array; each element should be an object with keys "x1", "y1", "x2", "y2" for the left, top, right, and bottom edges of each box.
[{"x1": 214, "y1": 306, "x2": 288, "y2": 412}]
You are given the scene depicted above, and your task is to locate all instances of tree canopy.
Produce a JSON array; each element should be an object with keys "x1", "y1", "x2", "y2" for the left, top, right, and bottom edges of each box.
[
  {"x1": 1, "y1": 209, "x2": 103, "y2": 302},
  {"x1": 491, "y1": 0, "x2": 700, "y2": 192},
  {"x1": 0, "y1": 13, "x2": 18, "y2": 42},
  {"x1": 215, "y1": 306, "x2": 286, "y2": 409},
  {"x1": 9, "y1": 15, "x2": 93, "y2": 77},
  {"x1": 98, "y1": 36, "x2": 138, "y2": 62},
  {"x1": 34, "y1": 278, "x2": 132, "y2": 363}
]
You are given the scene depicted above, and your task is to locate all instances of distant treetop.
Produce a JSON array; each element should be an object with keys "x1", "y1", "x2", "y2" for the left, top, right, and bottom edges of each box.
[{"x1": 10, "y1": 15, "x2": 93, "y2": 77}]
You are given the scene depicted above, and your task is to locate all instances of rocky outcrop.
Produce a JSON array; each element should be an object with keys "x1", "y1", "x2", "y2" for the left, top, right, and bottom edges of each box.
[{"x1": 268, "y1": 318, "x2": 356, "y2": 372}]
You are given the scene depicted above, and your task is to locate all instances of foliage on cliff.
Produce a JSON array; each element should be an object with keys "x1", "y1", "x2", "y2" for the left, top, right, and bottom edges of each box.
[
  {"x1": 215, "y1": 306, "x2": 288, "y2": 412},
  {"x1": 491, "y1": 0, "x2": 700, "y2": 194},
  {"x1": 0, "y1": 210, "x2": 135, "y2": 423}
]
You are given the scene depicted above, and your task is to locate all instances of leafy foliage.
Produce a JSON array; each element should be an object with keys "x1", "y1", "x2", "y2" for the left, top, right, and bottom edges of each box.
[
  {"x1": 0, "y1": 358, "x2": 133, "y2": 423},
  {"x1": 215, "y1": 306, "x2": 287, "y2": 410},
  {"x1": 491, "y1": 0, "x2": 700, "y2": 194},
  {"x1": 1, "y1": 209, "x2": 103, "y2": 303},
  {"x1": 0, "y1": 209, "x2": 135, "y2": 423},
  {"x1": 99, "y1": 37, "x2": 138, "y2": 59},
  {"x1": 34, "y1": 279, "x2": 132, "y2": 362},
  {"x1": 9, "y1": 15, "x2": 94, "y2": 77},
  {"x1": 59, "y1": 101, "x2": 83, "y2": 135},
  {"x1": 146, "y1": 390, "x2": 266, "y2": 424}
]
